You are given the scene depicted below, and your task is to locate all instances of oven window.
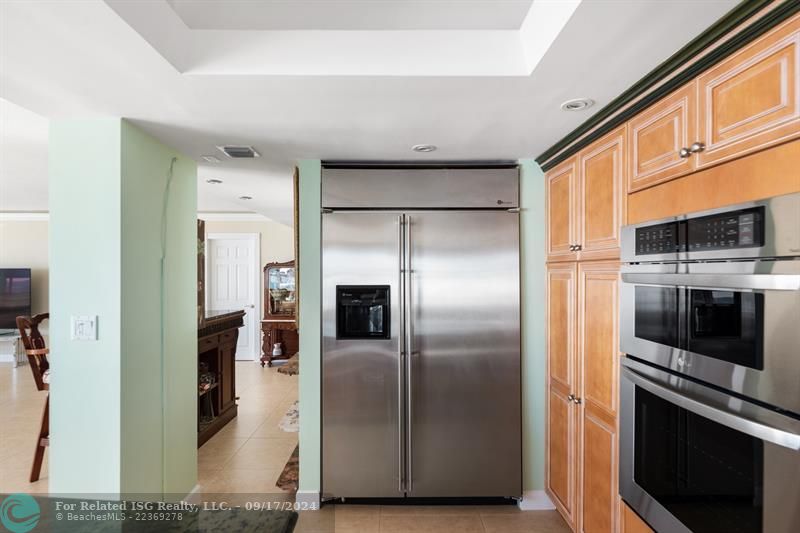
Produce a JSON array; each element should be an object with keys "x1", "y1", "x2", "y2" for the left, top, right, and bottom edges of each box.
[
  {"x1": 634, "y1": 387, "x2": 764, "y2": 533},
  {"x1": 635, "y1": 286, "x2": 681, "y2": 349},
  {"x1": 336, "y1": 285, "x2": 390, "y2": 339},
  {"x1": 688, "y1": 289, "x2": 764, "y2": 369}
]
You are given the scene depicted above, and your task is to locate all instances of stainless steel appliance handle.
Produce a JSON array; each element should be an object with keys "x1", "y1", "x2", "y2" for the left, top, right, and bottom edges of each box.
[
  {"x1": 621, "y1": 272, "x2": 800, "y2": 291},
  {"x1": 404, "y1": 215, "x2": 414, "y2": 492},
  {"x1": 397, "y1": 214, "x2": 405, "y2": 492},
  {"x1": 622, "y1": 365, "x2": 800, "y2": 450}
]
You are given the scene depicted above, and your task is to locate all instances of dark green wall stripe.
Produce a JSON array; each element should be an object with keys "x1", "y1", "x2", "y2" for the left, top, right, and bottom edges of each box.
[{"x1": 537, "y1": 0, "x2": 799, "y2": 171}]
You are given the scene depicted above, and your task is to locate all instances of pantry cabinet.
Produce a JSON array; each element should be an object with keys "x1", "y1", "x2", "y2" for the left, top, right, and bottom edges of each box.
[
  {"x1": 547, "y1": 128, "x2": 626, "y2": 262},
  {"x1": 546, "y1": 262, "x2": 578, "y2": 530},
  {"x1": 546, "y1": 261, "x2": 620, "y2": 533}
]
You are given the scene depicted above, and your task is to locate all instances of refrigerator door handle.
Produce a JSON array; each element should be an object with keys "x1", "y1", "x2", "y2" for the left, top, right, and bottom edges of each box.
[
  {"x1": 397, "y1": 214, "x2": 406, "y2": 493},
  {"x1": 404, "y1": 214, "x2": 414, "y2": 492}
]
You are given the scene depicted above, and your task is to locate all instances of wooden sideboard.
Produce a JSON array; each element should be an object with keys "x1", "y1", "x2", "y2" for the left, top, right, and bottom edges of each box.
[
  {"x1": 261, "y1": 319, "x2": 298, "y2": 367},
  {"x1": 198, "y1": 309, "x2": 244, "y2": 446}
]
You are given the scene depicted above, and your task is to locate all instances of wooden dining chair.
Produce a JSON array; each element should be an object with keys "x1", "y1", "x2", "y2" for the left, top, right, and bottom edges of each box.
[{"x1": 16, "y1": 313, "x2": 50, "y2": 482}]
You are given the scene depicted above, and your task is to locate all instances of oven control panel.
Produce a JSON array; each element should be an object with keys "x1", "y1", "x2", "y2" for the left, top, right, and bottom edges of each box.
[
  {"x1": 635, "y1": 222, "x2": 685, "y2": 255},
  {"x1": 636, "y1": 206, "x2": 764, "y2": 256}
]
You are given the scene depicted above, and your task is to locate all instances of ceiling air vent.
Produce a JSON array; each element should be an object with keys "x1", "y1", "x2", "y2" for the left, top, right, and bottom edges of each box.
[{"x1": 217, "y1": 145, "x2": 260, "y2": 159}]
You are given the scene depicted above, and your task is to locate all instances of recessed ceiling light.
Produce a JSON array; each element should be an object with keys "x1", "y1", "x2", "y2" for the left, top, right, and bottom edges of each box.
[
  {"x1": 239, "y1": 195, "x2": 253, "y2": 200},
  {"x1": 206, "y1": 178, "x2": 223, "y2": 184},
  {"x1": 201, "y1": 155, "x2": 221, "y2": 163},
  {"x1": 412, "y1": 144, "x2": 437, "y2": 153},
  {"x1": 560, "y1": 98, "x2": 595, "y2": 111}
]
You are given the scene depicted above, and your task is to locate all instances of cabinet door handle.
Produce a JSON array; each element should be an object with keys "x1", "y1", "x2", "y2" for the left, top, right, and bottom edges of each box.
[
  {"x1": 679, "y1": 147, "x2": 691, "y2": 158},
  {"x1": 567, "y1": 394, "x2": 576, "y2": 402},
  {"x1": 568, "y1": 245, "x2": 575, "y2": 251},
  {"x1": 689, "y1": 142, "x2": 706, "y2": 154},
  {"x1": 573, "y1": 397, "x2": 582, "y2": 405},
  {"x1": 574, "y1": 244, "x2": 582, "y2": 251}
]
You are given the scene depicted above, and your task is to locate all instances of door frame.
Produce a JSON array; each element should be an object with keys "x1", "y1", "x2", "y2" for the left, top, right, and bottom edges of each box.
[{"x1": 206, "y1": 232, "x2": 261, "y2": 360}]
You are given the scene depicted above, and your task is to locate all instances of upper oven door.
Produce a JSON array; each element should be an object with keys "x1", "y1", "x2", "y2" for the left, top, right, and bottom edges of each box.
[
  {"x1": 619, "y1": 357, "x2": 800, "y2": 533},
  {"x1": 620, "y1": 260, "x2": 800, "y2": 414}
]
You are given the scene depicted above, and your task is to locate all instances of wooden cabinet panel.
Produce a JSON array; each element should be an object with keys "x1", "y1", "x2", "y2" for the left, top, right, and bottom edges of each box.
[
  {"x1": 546, "y1": 262, "x2": 577, "y2": 529},
  {"x1": 627, "y1": 138, "x2": 800, "y2": 224},
  {"x1": 697, "y1": 15, "x2": 800, "y2": 168},
  {"x1": 547, "y1": 263, "x2": 576, "y2": 391},
  {"x1": 548, "y1": 388, "x2": 577, "y2": 528},
  {"x1": 579, "y1": 127, "x2": 626, "y2": 261},
  {"x1": 620, "y1": 502, "x2": 654, "y2": 533},
  {"x1": 581, "y1": 413, "x2": 617, "y2": 533},
  {"x1": 578, "y1": 262, "x2": 620, "y2": 419},
  {"x1": 628, "y1": 83, "x2": 696, "y2": 192},
  {"x1": 547, "y1": 158, "x2": 578, "y2": 261}
]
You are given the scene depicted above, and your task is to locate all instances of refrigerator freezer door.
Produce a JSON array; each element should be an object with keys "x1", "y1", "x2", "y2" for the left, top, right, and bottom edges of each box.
[
  {"x1": 322, "y1": 212, "x2": 404, "y2": 498},
  {"x1": 406, "y1": 211, "x2": 521, "y2": 497}
]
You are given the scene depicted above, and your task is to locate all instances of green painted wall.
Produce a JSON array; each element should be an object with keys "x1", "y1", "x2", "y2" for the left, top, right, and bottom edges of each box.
[
  {"x1": 49, "y1": 119, "x2": 197, "y2": 496},
  {"x1": 297, "y1": 160, "x2": 322, "y2": 495},
  {"x1": 295, "y1": 160, "x2": 547, "y2": 496},
  {"x1": 519, "y1": 159, "x2": 547, "y2": 491},
  {"x1": 120, "y1": 120, "x2": 197, "y2": 496},
  {"x1": 50, "y1": 119, "x2": 123, "y2": 494}
]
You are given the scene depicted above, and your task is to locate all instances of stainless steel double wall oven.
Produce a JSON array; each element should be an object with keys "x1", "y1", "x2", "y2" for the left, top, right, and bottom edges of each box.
[{"x1": 619, "y1": 193, "x2": 800, "y2": 533}]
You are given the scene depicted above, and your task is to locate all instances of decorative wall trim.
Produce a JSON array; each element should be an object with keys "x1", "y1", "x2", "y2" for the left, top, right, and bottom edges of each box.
[
  {"x1": 517, "y1": 490, "x2": 556, "y2": 511},
  {"x1": 197, "y1": 212, "x2": 271, "y2": 222},
  {"x1": 537, "y1": 0, "x2": 800, "y2": 171},
  {"x1": 0, "y1": 212, "x2": 49, "y2": 221}
]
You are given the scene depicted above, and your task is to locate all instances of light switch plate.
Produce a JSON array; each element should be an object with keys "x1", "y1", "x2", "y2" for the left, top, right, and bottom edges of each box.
[{"x1": 71, "y1": 315, "x2": 98, "y2": 341}]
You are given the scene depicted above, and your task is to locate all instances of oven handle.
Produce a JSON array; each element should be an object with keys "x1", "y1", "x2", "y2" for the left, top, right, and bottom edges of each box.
[
  {"x1": 622, "y1": 365, "x2": 800, "y2": 451},
  {"x1": 621, "y1": 272, "x2": 800, "y2": 291}
]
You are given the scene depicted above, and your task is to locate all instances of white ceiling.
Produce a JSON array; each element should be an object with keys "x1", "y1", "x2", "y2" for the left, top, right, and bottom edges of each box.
[
  {"x1": 0, "y1": 0, "x2": 739, "y2": 225},
  {"x1": 167, "y1": 0, "x2": 534, "y2": 30}
]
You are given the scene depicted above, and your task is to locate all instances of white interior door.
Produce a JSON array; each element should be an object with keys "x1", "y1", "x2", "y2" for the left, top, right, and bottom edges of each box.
[{"x1": 207, "y1": 233, "x2": 260, "y2": 360}]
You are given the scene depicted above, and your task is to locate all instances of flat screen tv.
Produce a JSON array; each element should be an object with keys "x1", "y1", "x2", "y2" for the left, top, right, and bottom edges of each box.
[{"x1": 0, "y1": 268, "x2": 32, "y2": 330}]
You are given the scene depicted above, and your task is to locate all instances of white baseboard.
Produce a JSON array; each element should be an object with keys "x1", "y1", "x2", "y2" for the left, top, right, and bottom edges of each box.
[
  {"x1": 295, "y1": 490, "x2": 321, "y2": 509},
  {"x1": 517, "y1": 490, "x2": 555, "y2": 511}
]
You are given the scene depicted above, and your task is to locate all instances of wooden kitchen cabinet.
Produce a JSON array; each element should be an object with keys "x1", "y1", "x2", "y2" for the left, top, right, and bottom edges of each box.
[
  {"x1": 626, "y1": 13, "x2": 800, "y2": 194},
  {"x1": 628, "y1": 82, "x2": 696, "y2": 193},
  {"x1": 577, "y1": 261, "x2": 620, "y2": 533},
  {"x1": 546, "y1": 261, "x2": 620, "y2": 533},
  {"x1": 620, "y1": 502, "x2": 654, "y2": 533},
  {"x1": 547, "y1": 127, "x2": 626, "y2": 262},
  {"x1": 696, "y1": 14, "x2": 800, "y2": 168},
  {"x1": 546, "y1": 158, "x2": 578, "y2": 262},
  {"x1": 546, "y1": 262, "x2": 578, "y2": 530},
  {"x1": 578, "y1": 127, "x2": 626, "y2": 260}
]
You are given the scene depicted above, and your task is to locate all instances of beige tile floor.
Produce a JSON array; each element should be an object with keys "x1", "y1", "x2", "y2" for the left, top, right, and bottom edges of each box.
[
  {"x1": 1, "y1": 360, "x2": 571, "y2": 532},
  {"x1": 0, "y1": 360, "x2": 298, "y2": 496}
]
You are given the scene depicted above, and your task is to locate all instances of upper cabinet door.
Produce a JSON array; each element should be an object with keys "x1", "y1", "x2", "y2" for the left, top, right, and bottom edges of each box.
[
  {"x1": 546, "y1": 157, "x2": 578, "y2": 261},
  {"x1": 696, "y1": 15, "x2": 800, "y2": 169},
  {"x1": 628, "y1": 83, "x2": 697, "y2": 192},
  {"x1": 578, "y1": 126, "x2": 626, "y2": 260}
]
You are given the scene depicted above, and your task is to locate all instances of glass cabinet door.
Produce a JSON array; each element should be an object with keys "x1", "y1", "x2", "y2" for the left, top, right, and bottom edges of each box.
[{"x1": 265, "y1": 262, "x2": 296, "y2": 318}]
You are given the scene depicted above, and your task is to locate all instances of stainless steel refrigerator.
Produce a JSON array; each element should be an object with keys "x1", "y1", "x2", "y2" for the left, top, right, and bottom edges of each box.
[{"x1": 321, "y1": 165, "x2": 521, "y2": 499}]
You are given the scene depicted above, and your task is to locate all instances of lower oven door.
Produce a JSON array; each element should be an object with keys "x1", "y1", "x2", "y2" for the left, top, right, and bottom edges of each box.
[{"x1": 620, "y1": 357, "x2": 800, "y2": 533}]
